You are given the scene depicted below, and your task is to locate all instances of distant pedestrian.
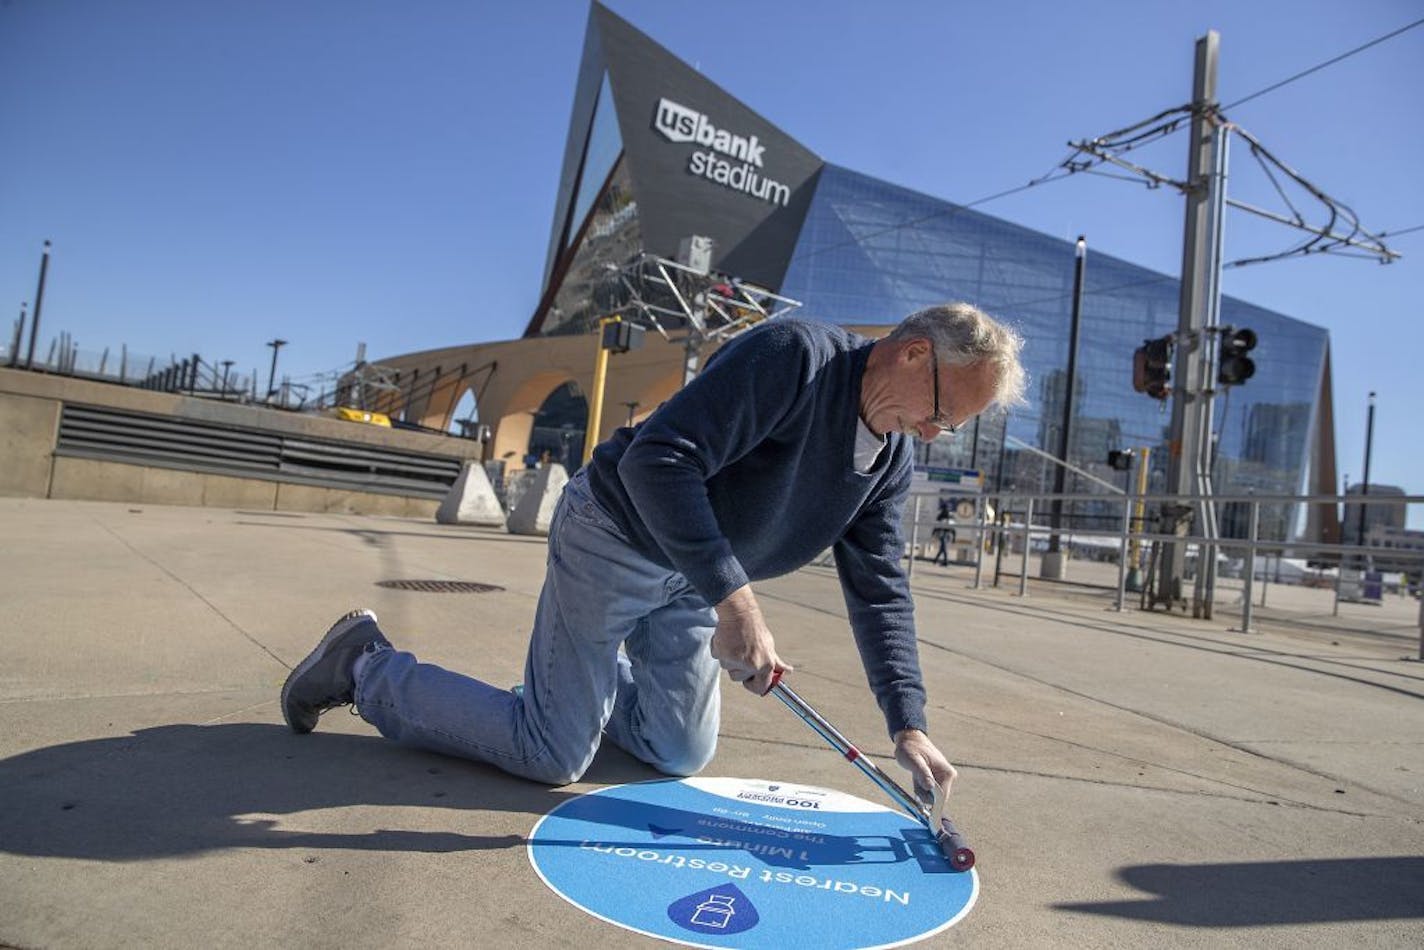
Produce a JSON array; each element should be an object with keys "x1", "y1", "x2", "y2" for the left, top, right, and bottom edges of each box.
[{"x1": 931, "y1": 500, "x2": 955, "y2": 566}]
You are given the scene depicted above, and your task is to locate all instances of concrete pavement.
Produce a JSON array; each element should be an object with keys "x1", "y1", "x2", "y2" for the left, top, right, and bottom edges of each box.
[{"x1": 1, "y1": 498, "x2": 1420, "y2": 948}]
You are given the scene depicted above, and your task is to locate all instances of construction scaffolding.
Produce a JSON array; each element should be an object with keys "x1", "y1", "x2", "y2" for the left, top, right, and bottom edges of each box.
[{"x1": 592, "y1": 248, "x2": 804, "y2": 384}]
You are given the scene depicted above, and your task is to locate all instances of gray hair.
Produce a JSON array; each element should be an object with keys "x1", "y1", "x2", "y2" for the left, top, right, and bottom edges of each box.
[{"x1": 887, "y1": 302, "x2": 1028, "y2": 409}]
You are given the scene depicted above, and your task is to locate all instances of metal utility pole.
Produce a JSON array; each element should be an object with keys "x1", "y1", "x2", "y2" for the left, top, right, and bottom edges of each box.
[
  {"x1": 1044, "y1": 236, "x2": 1086, "y2": 579},
  {"x1": 1357, "y1": 391, "x2": 1377, "y2": 548},
  {"x1": 1061, "y1": 29, "x2": 1395, "y2": 617},
  {"x1": 1152, "y1": 31, "x2": 1227, "y2": 617},
  {"x1": 24, "y1": 241, "x2": 52, "y2": 370},
  {"x1": 265, "y1": 338, "x2": 287, "y2": 401}
]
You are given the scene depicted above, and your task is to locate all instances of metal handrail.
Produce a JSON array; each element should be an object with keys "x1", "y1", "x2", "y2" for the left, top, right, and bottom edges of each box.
[{"x1": 899, "y1": 486, "x2": 1423, "y2": 658}]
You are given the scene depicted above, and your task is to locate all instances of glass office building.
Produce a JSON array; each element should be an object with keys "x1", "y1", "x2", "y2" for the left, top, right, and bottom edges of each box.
[{"x1": 530, "y1": 4, "x2": 1336, "y2": 542}]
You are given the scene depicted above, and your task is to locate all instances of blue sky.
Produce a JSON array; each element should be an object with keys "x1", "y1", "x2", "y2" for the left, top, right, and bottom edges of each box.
[{"x1": 1, "y1": 0, "x2": 1420, "y2": 511}]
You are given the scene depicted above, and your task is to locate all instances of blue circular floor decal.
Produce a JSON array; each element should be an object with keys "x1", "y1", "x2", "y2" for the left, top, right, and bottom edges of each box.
[{"x1": 528, "y1": 777, "x2": 977, "y2": 948}]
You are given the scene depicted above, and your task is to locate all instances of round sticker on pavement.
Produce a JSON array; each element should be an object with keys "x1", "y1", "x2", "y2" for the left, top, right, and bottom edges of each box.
[{"x1": 527, "y1": 777, "x2": 977, "y2": 948}]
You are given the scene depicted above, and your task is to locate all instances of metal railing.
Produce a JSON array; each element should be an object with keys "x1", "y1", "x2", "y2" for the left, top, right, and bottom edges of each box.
[
  {"x1": 4, "y1": 339, "x2": 258, "y2": 402},
  {"x1": 900, "y1": 488, "x2": 1424, "y2": 659}
]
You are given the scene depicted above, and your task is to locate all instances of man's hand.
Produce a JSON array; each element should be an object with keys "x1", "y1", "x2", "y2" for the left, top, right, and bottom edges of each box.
[
  {"x1": 710, "y1": 585, "x2": 792, "y2": 695},
  {"x1": 893, "y1": 728, "x2": 957, "y2": 804}
]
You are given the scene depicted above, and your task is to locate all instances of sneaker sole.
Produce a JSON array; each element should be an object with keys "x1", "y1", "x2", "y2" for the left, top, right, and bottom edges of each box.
[{"x1": 281, "y1": 608, "x2": 378, "y2": 733}]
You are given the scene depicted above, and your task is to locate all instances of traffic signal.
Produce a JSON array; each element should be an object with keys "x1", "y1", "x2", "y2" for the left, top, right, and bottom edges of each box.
[
  {"x1": 1132, "y1": 335, "x2": 1172, "y2": 400},
  {"x1": 1217, "y1": 327, "x2": 1257, "y2": 386}
]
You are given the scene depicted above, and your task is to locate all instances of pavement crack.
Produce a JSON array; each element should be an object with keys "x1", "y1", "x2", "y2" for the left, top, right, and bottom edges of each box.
[
  {"x1": 776, "y1": 667, "x2": 1331, "y2": 812},
  {"x1": 758, "y1": 586, "x2": 1422, "y2": 812},
  {"x1": 90, "y1": 517, "x2": 293, "y2": 672},
  {"x1": 914, "y1": 584, "x2": 1424, "y2": 694},
  {"x1": 913, "y1": 635, "x2": 1424, "y2": 810},
  {"x1": 716, "y1": 731, "x2": 1384, "y2": 818}
]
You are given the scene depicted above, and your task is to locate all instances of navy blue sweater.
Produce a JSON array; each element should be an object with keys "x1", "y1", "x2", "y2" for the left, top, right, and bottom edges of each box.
[{"x1": 586, "y1": 319, "x2": 926, "y2": 736}]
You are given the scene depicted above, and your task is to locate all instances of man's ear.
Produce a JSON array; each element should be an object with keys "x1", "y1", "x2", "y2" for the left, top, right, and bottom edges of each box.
[{"x1": 902, "y1": 337, "x2": 930, "y2": 365}]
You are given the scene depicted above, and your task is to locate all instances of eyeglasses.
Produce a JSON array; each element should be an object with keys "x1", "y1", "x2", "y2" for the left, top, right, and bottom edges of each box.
[{"x1": 928, "y1": 341, "x2": 958, "y2": 434}]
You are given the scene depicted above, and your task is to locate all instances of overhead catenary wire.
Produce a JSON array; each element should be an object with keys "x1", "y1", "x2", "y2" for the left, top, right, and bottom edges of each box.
[
  {"x1": 1080, "y1": 168, "x2": 1171, "y2": 187},
  {"x1": 995, "y1": 273, "x2": 1175, "y2": 315},
  {"x1": 1066, "y1": 104, "x2": 1194, "y2": 162},
  {"x1": 1059, "y1": 105, "x2": 1398, "y2": 268},
  {"x1": 1048, "y1": 18, "x2": 1421, "y2": 269},
  {"x1": 1222, "y1": 16, "x2": 1424, "y2": 111},
  {"x1": 1089, "y1": 103, "x2": 1194, "y2": 149},
  {"x1": 785, "y1": 157, "x2": 1080, "y2": 267},
  {"x1": 1219, "y1": 123, "x2": 1397, "y2": 268},
  {"x1": 655, "y1": 23, "x2": 1421, "y2": 286}
]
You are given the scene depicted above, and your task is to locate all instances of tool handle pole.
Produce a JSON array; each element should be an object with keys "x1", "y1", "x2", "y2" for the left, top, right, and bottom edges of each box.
[
  {"x1": 767, "y1": 673, "x2": 976, "y2": 871},
  {"x1": 768, "y1": 679, "x2": 930, "y2": 829},
  {"x1": 767, "y1": 680, "x2": 855, "y2": 754}
]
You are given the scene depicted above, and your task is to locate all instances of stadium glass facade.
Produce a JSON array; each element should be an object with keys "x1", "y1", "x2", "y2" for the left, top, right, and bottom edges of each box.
[
  {"x1": 542, "y1": 89, "x2": 641, "y2": 339},
  {"x1": 528, "y1": 4, "x2": 1335, "y2": 543},
  {"x1": 779, "y1": 165, "x2": 1331, "y2": 537}
]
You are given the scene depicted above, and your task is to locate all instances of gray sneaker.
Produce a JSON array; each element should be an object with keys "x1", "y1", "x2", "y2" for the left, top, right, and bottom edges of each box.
[{"x1": 281, "y1": 609, "x2": 391, "y2": 733}]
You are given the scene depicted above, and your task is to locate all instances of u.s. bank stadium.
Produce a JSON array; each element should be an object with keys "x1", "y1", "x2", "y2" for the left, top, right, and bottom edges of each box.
[{"x1": 359, "y1": 2, "x2": 1339, "y2": 545}]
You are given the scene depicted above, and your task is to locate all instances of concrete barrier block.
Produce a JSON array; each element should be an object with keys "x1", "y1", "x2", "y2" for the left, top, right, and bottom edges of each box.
[
  {"x1": 435, "y1": 461, "x2": 506, "y2": 527},
  {"x1": 508, "y1": 463, "x2": 567, "y2": 536}
]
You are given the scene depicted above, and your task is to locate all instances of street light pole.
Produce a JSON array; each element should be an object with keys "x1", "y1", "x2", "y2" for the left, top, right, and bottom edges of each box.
[
  {"x1": 24, "y1": 241, "x2": 52, "y2": 370},
  {"x1": 1044, "y1": 235, "x2": 1086, "y2": 579},
  {"x1": 1357, "y1": 391, "x2": 1377, "y2": 548},
  {"x1": 8, "y1": 303, "x2": 25, "y2": 368},
  {"x1": 265, "y1": 339, "x2": 288, "y2": 401}
]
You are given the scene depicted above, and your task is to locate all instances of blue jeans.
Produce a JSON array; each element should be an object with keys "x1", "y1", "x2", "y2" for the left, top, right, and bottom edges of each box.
[{"x1": 353, "y1": 470, "x2": 722, "y2": 785}]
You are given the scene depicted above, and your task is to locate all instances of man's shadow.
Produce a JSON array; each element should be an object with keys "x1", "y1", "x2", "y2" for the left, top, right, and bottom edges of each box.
[
  {"x1": 1055, "y1": 858, "x2": 1424, "y2": 926},
  {"x1": 0, "y1": 724, "x2": 948, "y2": 873},
  {"x1": 0, "y1": 723, "x2": 649, "y2": 861}
]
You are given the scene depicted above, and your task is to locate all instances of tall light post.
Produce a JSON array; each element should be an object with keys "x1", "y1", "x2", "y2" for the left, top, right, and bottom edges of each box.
[
  {"x1": 24, "y1": 240, "x2": 52, "y2": 370},
  {"x1": 1357, "y1": 391, "x2": 1377, "y2": 549},
  {"x1": 265, "y1": 339, "x2": 288, "y2": 401},
  {"x1": 8, "y1": 303, "x2": 25, "y2": 368},
  {"x1": 1044, "y1": 235, "x2": 1086, "y2": 579}
]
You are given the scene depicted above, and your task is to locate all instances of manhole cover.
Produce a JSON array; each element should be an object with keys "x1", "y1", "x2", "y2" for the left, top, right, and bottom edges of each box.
[{"x1": 375, "y1": 580, "x2": 505, "y2": 593}]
